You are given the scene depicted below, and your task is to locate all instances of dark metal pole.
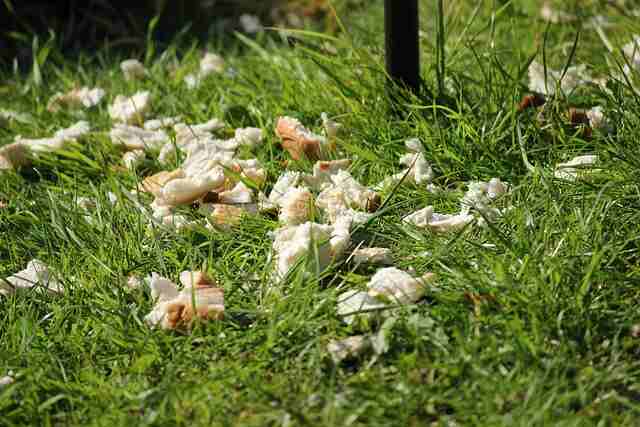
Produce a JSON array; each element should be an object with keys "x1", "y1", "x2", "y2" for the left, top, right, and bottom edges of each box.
[{"x1": 385, "y1": 0, "x2": 420, "y2": 95}]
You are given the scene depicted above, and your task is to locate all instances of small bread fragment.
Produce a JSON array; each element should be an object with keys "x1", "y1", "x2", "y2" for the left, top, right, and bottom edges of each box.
[
  {"x1": 315, "y1": 170, "x2": 380, "y2": 224},
  {"x1": 367, "y1": 267, "x2": 435, "y2": 304},
  {"x1": 121, "y1": 59, "x2": 146, "y2": 81},
  {"x1": 271, "y1": 218, "x2": 351, "y2": 280},
  {"x1": 554, "y1": 155, "x2": 599, "y2": 181},
  {"x1": 517, "y1": 93, "x2": 546, "y2": 112},
  {"x1": 174, "y1": 119, "x2": 225, "y2": 146},
  {"x1": 0, "y1": 143, "x2": 30, "y2": 170},
  {"x1": 586, "y1": 106, "x2": 606, "y2": 130},
  {"x1": 309, "y1": 159, "x2": 351, "y2": 187},
  {"x1": 53, "y1": 121, "x2": 91, "y2": 141},
  {"x1": 140, "y1": 169, "x2": 185, "y2": 196},
  {"x1": 351, "y1": 247, "x2": 393, "y2": 266},
  {"x1": 373, "y1": 139, "x2": 435, "y2": 191},
  {"x1": 0, "y1": 375, "x2": 15, "y2": 387},
  {"x1": 622, "y1": 36, "x2": 640, "y2": 74},
  {"x1": 278, "y1": 187, "x2": 313, "y2": 225},
  {"x1": 184, "y1": 52, "x2": 225, "y2": 89},
  {"x1": 327, "y1": 335, "x2": 369, "y2": 364},
  {"x1": 0, "y1": 110, "x2": 32, "y2": 126},
  {"x1": 321, "y1": 112, "x2": 342, "y2": 139},
  {"x1": 143, "y1": 116, "x2": 182, "y2": 131},
  {"x1": 47, "y1": 87, "x2": 106, "y2": 112},
  {"x1": 8, "y1": 121, "x2": 90, "y2": 166},
  {"x1": 403, "y1": 206, "x2": 474, "y2": 232},
  {"x1": 164, "y1": 286, "x2": 224, "y2": 329},
  {"x1": 336, "y1": 290, "x2": 387, "y2": 325},
  {"x1": 398, "y1": 152, "x2": 433, "y2": 185},
  {"x1": 123, "y1": 150, "x2": 146, "y2": 170},
  {"x1": 528, "y1": 61, "x2": 592, "y2": 96},
  {"x1": 1, "y1": 259, "x2": 62, "y2": 296},
  {"x1": 234, "y1": 127, "x2": 263, "y2": 148},
  {"x1": 267, "y1": 172, "x2": 303, "y2": 207},
  {"x1": 159, "y1": 176, "x2": 225, "y2": 206},
  {"x1": 200, "y1": 53, "x2": 225, "y2": 75},
  {"x1": 145, "y1": 271, "x2": 224, "y2": 331},
  {"x1": 275, "y1": 116, "x2": 329, "y2": 161},
  {"x1": 126, "y1": 275, "x2": 144, "y2": 290},
  {"x1": 218, "y1": 182, "x2": 253, "y2": 204},
  {"x1": 108, "y1": 91, "x2": 151, "y2": 124},
  {"x1": 540, "y1": 2, "x2": 577, "y2": 24},
  {"x1": 179, "y1": 270, "x2": 217, "y2": 289},
  {"x1": 460, "y1": 178, "x2": 509, "y2": 220},
  {"x1": 109, "y1": 124, "x2": 169, "y2": 150},
  {"x1": 209, "y1": 204, "x2": 246, "y2": 227}
]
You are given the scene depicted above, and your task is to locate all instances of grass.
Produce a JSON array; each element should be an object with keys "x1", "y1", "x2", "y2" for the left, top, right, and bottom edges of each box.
[{"x1": 2, "y1": 0, "x2": 640, "y2": 425}]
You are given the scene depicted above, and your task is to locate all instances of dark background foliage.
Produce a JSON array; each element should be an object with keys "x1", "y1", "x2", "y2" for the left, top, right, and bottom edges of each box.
[{"x1": 0, "y1": 0, "x2": 343, "y2": 67}]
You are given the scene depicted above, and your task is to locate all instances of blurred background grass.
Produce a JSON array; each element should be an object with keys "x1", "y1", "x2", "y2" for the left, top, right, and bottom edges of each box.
[{"x1": 0, "y1": 0, "x2": 364, "y2": 68}]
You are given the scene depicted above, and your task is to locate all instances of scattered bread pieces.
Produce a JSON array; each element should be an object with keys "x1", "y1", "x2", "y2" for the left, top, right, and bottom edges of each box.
[
  {"x1": 0, "y1": 143, "x2": 30, "y2": 170},
  {"x1": 174, "y1": 119, "x2": 225, "y2": 142},
  {"x1": 460, "y1": 178, "x2": 509, "y2": 217},
  {"x1": 145, "y1": 271, "x2": 224, "y2": 331},
  {"x1": 321, "y1": 170, "x2": 379, "y2": 212},
  {"x1": 47, "y1": 87, "x2": 106, "y2": 112},
  {"x1": 121, "y1": 59, "x2": 146, "y2": 81},
  {"x1": 157, "y1": 174, "x2": 226, "y2": 206},
  {"x1": 327, "y1": 335, "x2": 369, "y2": 364},
  {"x1": 54, "y1": 121, "x2": 91, "y2": 141},
  {"x1": 0, "y1": 375, "x2": 14, "y2": 387},
  {"x1": 109, "y1": 124, "x2": 169, "y2": 150},
  {"x1": 268, "y1": 172, "x2": 304, "y2": 207},
  {"x1": 108, "y1": 91, "x2": 151, "y2": 124},
  {"x1": 234, "y1": 127, "x2": 263, "y2": 148},
  {"x1": 528, "y1": 61, "x2": 593, "y2": 95},
  {"x1": 367, "y1": 267, "x2": 434, "y2": 304},
  {"x1": 586, "y1": 106, "x2": 607, "y2": 130},
  {"x1": 205, "y1": 204, "x2": 248, "y2": 228},
  {"x1": 314, "y1": 170, "x2": 379, "y2": 225},
  {"x1": 321, "y1": 112, "x2": 342, "y2": 139},
  {"x1": 1, "y1": 260, "x2": 62, "y2": 296},
  {"x1": 623, "y1": 35, "x2": 640, "y2": 73},
  {"x1": 518, "y1": 93, "x2": 546, "y2": 112},
  {"x1": 279, "y1": 186, "x2": 314, "y2": 225},
  {"x1": 374, "y1": 139, "x2": 435, "y2": 190},
  {"x1": 540, "y1": 2, "x2": 577, "y2": 23},
  {"x1": 184, "y1": 52, "x2": 225, "y2": 89},
  {"x1": 6, "y1": 121, "x2": 91, "y2": 168},
  {"x1": 218, "y1": 181, "x2": 254, "y2": 204},
  {"x1": 351, "y1": 247, "x2": 393, "y2": 266},
  {"x1": 141, "y1": 169, "x2": 185, "y2": 196},
  {"x1": 402, "y1": 177, "x2": 508, "y2": 233},
  {"x1": 275, "y1": 116, "x2": 331, "y2": 160},
  {"x1": 337, "y1": 290, "x2": 387, "y2": 325},
  {"x1": 239, "y1": 14, "x2": 263, "y2": 34},
  {"x1": 123, "y1": 149, "x2": 146, "y2": 170},
  {"x1": 0, "y1": 110, "x2": 32, "y2": 126},
  {"x1": 554, "y1": 155, "x2": 599, "y2": 181},
  {"x1": 271, "y1": 218, "x2": 351, "y2": 280},
  {"x1": 404, "y1": 206, "x2": 474, "y2": 232},
  {"x1": 311, "y1": 159, "x2": 351, "y2": 186},
  {"x1": 144, "y1": 116, "x2": 182, "y2": 131}
]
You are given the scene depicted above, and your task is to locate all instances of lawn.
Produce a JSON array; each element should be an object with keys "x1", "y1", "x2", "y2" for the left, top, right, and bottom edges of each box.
[{"x1": 2, "y1": 1, "x2": 640, "y2": 425}]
